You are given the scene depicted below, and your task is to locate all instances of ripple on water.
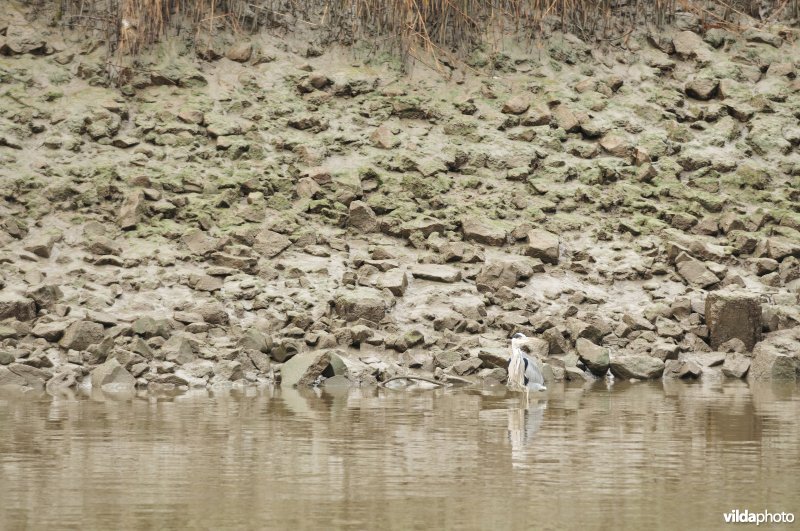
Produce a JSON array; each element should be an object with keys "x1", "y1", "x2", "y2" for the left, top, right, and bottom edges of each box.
[{"x1": 0, "y1": 382, "x2": 798, "y2": 530}]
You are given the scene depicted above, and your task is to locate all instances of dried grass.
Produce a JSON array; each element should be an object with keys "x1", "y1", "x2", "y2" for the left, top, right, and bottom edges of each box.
[{"x1": 56, "y1": 0, "x2": 798, "y2": 62}]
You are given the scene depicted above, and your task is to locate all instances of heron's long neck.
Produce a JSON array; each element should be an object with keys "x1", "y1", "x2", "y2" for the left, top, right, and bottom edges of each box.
[{"x1": 508, "y1": 342, "x2": 525, "y2": 390}]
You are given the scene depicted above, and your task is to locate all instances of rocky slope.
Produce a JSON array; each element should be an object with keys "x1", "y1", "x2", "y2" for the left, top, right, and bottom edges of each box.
[{"x1": 0, "y1": 5, "x2": 799, "y2": 393}]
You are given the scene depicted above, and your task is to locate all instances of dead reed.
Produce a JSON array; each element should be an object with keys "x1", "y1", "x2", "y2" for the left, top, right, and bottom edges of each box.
[{"x1": 55, "y1": 0, "x2": 798, "y2": 61}]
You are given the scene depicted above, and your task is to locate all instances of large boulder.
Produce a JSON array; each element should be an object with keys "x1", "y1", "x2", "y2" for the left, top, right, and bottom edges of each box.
[
  {"x1": 525, "y1": 229, "x2": 560, "y2": 264},
  {"x1": 59, "y1": 321, "x2": 106, "y2": 351},
  {"x1": 705, "y1": 290, "x2": 761, "y2": 351},
  {"x1": 280, "y1": 350, "x2": 347, "y2": 387},
  {"x1": 610, "y1": 354, "x2": 665, "y2": 379},
  {"x1": 0, "y1": 293, "x2": 37, "y2": 321},
  {"x1": 576, "y1": 338, "x2": 610, "y2": 376},
  {"x1": 748, "y1": 329, "x2": 799, "y2": 381},
  {"x1": 91, "y1": 358, "x2": 135, "y2": 389}
]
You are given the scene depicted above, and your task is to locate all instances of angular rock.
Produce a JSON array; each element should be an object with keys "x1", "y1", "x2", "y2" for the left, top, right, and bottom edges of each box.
[
  {"x1": 238, "y1": 329, "x2": 273, "y2": 353},
  {"x1": 576, "y1": 338, "x2": 610, "y2": 376},
  {"x1": 705, "y1": 290, "x2": 761, "y2": 351},
  {"x1": 685, "y1": 78, "x2": 719, "y2": 100},
  {"x1": 91, "y1": 358, "x2": 135, "y2": 389},
  {"x1": 435, "y1": 350, "x2": 462, "y2": 368},
  {"x1": 722, "y1": 353, "x2": 751, "y2": 378},
  {"x1": 476, "y1": 262, "x2": 523, "y2": 293},
  {"x1": 525, "y1": 229, "x2": 560, "y2": 264},
  {"x1": 673, "y1": 31, "x2": 711, "y2": 59},
  {"x1": 677, "y1": 259, "x2": 719, "y2": 288},
  {"x1": 610, "y1": 354, "x2": 665, "y2": 379},
  {"x1": 59, "y1": 320, "x2": 105, "y2": 351},
  {"x1": 253, "y1": 229, "x2": 292, "y2": 258},
  {"x1": 31, "y1": 320, "x2": 69, "y2": 342},
  {"x1": 749, "y1": 346, "x2": 796, "y2": 381},
  {"x1": 452, "y1": 357, "x2": 483, "y2": 375},
  {"x1": 461, "y1": 217, "x2": 506, "y2": 246},
  {"x1": 334, "y1": 290, "x2": 386, "y2": 323},
  {"x1": 502, "y1": 94, "x2": 530, "y2": 115},
  {"x1": 370, "y1": 123, "x2": 399, "y2": 149},
  {"x1": 409, "y1": 264, "x2": 461, "y2": 283},
  {"x1": 281, "y1": 350, "x2": 346, "y2": 387},
  {"x1": 664, "y1": 359, "x2": 702, "y2": 379},
  {"x1": 24, "y1": 232, "x2": 60, "y2": 258},
  {"x1": 0, "y1": 294, "x2": 37, "y2": 321},
  {"x1": 348, "y1": 201, "x2": 378, "y2": 232},
  {"x1": 119, "y1": 190, "x2": 146, "y2": 230},
  {"x1": 377, "y1": 269, "x2": 408, "y2": 296}
]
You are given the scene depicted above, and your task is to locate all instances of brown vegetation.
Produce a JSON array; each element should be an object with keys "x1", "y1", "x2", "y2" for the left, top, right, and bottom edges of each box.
[{"x1": 54, "y1": 0, "x2": 798, "y2": 60}]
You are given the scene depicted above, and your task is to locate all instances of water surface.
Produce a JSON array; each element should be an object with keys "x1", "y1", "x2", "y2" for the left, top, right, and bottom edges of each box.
[{"x1": 1, "y1": 380, "x2": 798, "y2": 530}]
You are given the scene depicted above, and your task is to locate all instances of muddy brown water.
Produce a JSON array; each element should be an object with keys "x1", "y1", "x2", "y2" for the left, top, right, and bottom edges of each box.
[{"x1": 0, "y1": 380, "x2": 798, "y2": 530}]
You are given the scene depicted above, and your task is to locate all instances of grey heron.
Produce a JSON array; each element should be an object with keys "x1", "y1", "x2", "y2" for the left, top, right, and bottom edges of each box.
[{"x1": 507, "y1": 332, "x2": 547, "y2": 393}]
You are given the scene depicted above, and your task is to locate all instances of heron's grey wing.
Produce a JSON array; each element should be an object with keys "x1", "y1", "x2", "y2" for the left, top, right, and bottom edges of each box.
[{"x1": 523, "y1": 354, "x2": 545, "y2": 387}]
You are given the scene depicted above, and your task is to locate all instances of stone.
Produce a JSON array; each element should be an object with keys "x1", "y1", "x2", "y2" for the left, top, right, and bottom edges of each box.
[
  {"x1": 0, "y1": 351, "x2": 14, "y2": 365},
  {"x1": 334, "y1": 290, "x2": 386, "y2": 323},
  {"x1": 664, "y1": 359, "x2": 702, "y2": 379},
  {"x1": 610, "y1": 354, "x2": 665, "y2": 379},
  {"x1": 475, "y1": 262, "x2": 522, "y2": 293},
  {"x1": 370, "y1": 123, "x2": 399, "y2": 149},
  {"x1": 91, "y1": 358, "x2": 136, "y2": 389},
  {"x1": 195, "y1": 301, "x2": 229, "y2": 325},
  {"x1": 280, "y1": 350, "x2": 346, "y2": 387},
  {"x1": 705, "y1": 290, "x2": 761, "y2": 351},
  {"x1": 763, "y1": 237, "x2": 800, "y2": 261},
  {"x1": 0, "y1": 294, "x2": 37, "y2": 321},
  {"x1": 131, "y1": 317, "x2": 171, "y2": 338},
  {"x1": 476, "y1": 348, "x2": 510, "y2": 368},
  {"x1": 31, "y1": 321, "x2": 69, "y2": 342},
  {"x1": 525, "y1": 229, "x2": 560, "y2": 264},
  {"x1": 253, "y1": 229, "x2": 292, "y2": 258},
  {"x1": 0, "y1": 364, "x2": 49, "y2": 388},
  {"x1": 435, "y1": 350, "x2": 462, "y2": 368},
  {"x1": 59, "y1": 320, "x2": 105, "y2": 351},
  {"x1": 461, "y1": 218, "x2": 506, "y2": 246},
  {"x1": 673, "y1": 30, "x2": 711, "y2": 59},
  {"x1": 162, "y1": 335, "x2": 195, "y2": 365},
  {"x1": 2, "y1": 25, "x2": 46, "y2": 55},
  {"x1": 749, "y1": 345, "x2": 796, "y2": 381},
  {"x1": 722, "y1": 353, "x2": 751, "y2": 378},
  {"x1": 576, "y1": 338, "x2": 610, "y2": 376},
  {"x1": 409, "y1": 264, "x2": 461, "y2": 283},
  {"x1": 238, "y1": 330, "x2": 273, "y2": 353},
  {"x1": 377, "y1": 269, "x2": 408, "y2": 296},
  {"x1": 24, "y1": 232, "x2": 60, "y2": 258},
  {"x1": 502, "y1": 94, "x2": 530, "y2": 115},
  {"x1": 119, "y1": 190, "x2": 145, "y2": 230},
  {"x1": 26, "y1": 284, "x2": 62, "y2": 309},
  {"x1": 348, "y1": 201, "x2": 378, "y2": 232},
  {"x1": 46, "y1": 370, "x2": 78, "y2": 393},
  {"x1": 452, "y1": 357, "x2": 483, "y2": 375},
  {"x1": 552, "y1": 105, "x2": 580, "y2": 132},
  {"x1": 685, "y1": 78, "x2": 719, "y2": 100},
  {"x1": 677, "y1": 259, "x2": 719, "y2": 288},
  {"x1": 226, "y1": 42, "x2": 253, "y2": 62}
]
